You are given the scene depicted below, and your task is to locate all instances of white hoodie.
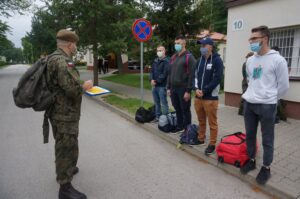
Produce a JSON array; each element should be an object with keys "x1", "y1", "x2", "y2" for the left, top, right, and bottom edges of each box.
[{"x1": 242, "y1": 50, "x2": 289, "y2": 104}]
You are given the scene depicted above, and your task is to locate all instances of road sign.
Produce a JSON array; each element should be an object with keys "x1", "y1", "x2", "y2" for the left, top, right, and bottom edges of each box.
[{"x1": 132, "y1": 18, "x2": 152, "y2": 42}]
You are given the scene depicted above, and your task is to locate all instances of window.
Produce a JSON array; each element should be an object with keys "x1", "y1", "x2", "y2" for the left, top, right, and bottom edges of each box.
[{"x1": 269, "y1": 26, "x2": 300, "y2": 78}]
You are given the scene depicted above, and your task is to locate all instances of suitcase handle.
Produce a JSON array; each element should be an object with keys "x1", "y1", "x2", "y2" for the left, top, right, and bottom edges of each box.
[{"x1": 220, "y1": 132, "x2": 245, "y2": 145}]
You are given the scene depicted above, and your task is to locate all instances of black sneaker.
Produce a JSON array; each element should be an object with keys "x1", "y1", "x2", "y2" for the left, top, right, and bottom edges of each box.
[
  {"x1": 198, "y1": 140, "x2": 205, "y2": 145},
  {"x1": 240, "y1": 159, "x2": 256, "y2": 174},
  {"x1": 256, "y1": 166, "x2": 271, "y2": 185},
  {"x1": 173, "y1": 127, "x2": 184, "y2": 133},
  {"x1": 205, "y1": 145, "x2": 215, "y2": 155}
]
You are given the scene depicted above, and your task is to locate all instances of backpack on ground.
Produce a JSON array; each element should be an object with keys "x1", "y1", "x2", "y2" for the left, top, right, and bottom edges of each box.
[
  {"x1": 12, "y1": 56, "x2": 56, "y2": 111},
  {"x1": 216, "y1": 132, "x2": 258, "y2": 168},
  {"x1": 179, "y1": 124, "x2": 200, "y2": 145},
  {"x1": 158, "y1": 112, "x2": 177, "y2": 133},
  {"x1": 135, "y1": 106, "x2": 155, "y2": 123}
]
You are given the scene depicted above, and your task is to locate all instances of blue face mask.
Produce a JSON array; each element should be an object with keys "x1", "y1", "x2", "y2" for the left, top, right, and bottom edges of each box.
[
  {"x1": 175, "y1": 44, "x2": 182, "y2": 52},
  {"x1": 200, "y1": 47, "x2": 208, "y2": 56},
  {"x1": 250, "y1": 42, "x2": 262, "y2": 52}
]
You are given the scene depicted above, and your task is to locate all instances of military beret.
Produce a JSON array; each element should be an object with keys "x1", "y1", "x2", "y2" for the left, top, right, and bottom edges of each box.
[{"x1": 56, "y1": 29, "x2": 79, "y2": 43}]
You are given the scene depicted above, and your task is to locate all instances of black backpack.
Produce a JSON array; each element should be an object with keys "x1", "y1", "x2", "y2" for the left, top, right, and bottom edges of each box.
[
  {"x1": 135, "y1": 106, "x2": 155, "y2": 123},
  {"x1": 12, "y1": 54, "x2": 58, "y2": 144},
  {"x1": 12, "y1": 56, "x2": 56, "y2": 111}
]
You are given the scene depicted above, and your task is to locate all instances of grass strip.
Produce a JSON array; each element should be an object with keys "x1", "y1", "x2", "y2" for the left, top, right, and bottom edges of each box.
[{"x1": 102, "y1": 94, "x2": 154, "y2": 115}]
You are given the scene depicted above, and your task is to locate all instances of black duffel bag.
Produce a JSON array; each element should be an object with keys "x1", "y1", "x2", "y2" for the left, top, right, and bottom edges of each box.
[{"x1": 135, "y1": 105, "x2": 155, "y2": 123}]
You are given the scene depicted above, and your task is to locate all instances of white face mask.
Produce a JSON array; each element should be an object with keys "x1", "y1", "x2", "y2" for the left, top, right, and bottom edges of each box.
[{"x1": 157, "y1": 51, "x2": 164, "y2": 58}]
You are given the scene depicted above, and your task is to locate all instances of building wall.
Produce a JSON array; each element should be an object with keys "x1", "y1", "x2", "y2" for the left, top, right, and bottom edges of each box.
[{"x1": 225, "y1": 0, "x2": 300, "y2": 119}]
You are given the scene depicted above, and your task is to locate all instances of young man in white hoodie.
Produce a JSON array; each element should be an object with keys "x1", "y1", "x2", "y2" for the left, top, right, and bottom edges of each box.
[{"x1": 240, "y1": 26, "x2": 289, "y2": 185}]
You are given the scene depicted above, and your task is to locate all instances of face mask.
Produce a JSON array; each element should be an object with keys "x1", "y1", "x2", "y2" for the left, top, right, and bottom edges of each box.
[
  {"x1": 175, "y1": 44, "x2": 182, "y2": 52},
  {"x1": 157, "y1": 51, "x2": 164, "y2": 58},
  {"x1": 70, "y1": 44, "x2": 77, "y2": 56},
  {"x1": 250, "y1": 42, "x2": 262, "y2": 52},
  {"x1": 200, "y1": 47, "x2": 208, "y2": 56}
]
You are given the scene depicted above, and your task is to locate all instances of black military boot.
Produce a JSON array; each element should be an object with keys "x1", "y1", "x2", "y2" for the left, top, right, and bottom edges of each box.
[{"x1": 59, "y1": 183, "x2": 87, "y2": 199}]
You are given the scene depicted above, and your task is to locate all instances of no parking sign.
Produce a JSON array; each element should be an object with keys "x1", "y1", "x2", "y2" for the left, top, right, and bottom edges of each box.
[
  {"x1": 132, "y1": 18, "x2": 152, "y2": 42},
  {"x1": 132, "y1": 18, "x2": 153, "y2": 106}
]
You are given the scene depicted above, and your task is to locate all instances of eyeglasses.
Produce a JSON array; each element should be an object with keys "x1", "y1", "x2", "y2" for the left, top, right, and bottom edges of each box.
[{"x1": 248, "y1": 36, "x2": 265, "y2": 41}]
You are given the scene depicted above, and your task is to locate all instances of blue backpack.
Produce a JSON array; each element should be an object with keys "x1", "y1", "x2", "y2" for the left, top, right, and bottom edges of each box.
[{"x1": 179, "y1": 124, "x2": 200, "y2": 145}]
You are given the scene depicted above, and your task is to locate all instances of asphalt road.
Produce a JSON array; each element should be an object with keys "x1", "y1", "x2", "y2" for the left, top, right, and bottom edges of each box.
[{"x1": 0, "y1": 65, "x2": 269, "y2": 199}]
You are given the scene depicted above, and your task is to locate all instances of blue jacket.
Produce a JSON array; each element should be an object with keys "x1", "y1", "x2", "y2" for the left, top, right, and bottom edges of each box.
[
  {"x1": 150, "y1": 57, "x2": 169, "y2": 87},
  {"x1": 193, "y1": 53, "x2": 224, "y2": 100}
]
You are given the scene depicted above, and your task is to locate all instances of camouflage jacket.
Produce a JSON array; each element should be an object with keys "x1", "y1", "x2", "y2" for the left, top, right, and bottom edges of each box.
[{"x1": 47, "y1": 48, "x2": 83, "y2": 121}]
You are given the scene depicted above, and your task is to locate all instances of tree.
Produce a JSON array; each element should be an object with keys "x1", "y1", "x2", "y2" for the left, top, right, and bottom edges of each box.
[
  {"x1": 30, "y1": 0, "x2": 142, "y2": 85},
  {"x1": 197, "y1": 0, "x2": 227, "y2": 34},
  {"x1": 0, "y1": 0, "x2": 31, "y2": 17},
  {"x1": 145, "y1": 0, "x2": 202, "y2": 55},
  {"x1": 0, "y1": 21, "x2": 11, "y2": 56}
]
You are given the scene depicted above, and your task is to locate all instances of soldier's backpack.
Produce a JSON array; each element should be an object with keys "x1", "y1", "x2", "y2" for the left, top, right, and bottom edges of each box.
[
  {"x1": 12, "y1": 54, "x2": 58, "y2": 144},
  {"x1": 12, "y1": 56, "x2": 56, "y2": 111},
  {"x1": 158, "y1": 112, "x2": 177, "y2": 133},
  {"x1": 135, "y1": 106, "x2": 156, "y2": 123},
  {"x1": 179, "y1": 124, "x2": 200, "y2": 145}
]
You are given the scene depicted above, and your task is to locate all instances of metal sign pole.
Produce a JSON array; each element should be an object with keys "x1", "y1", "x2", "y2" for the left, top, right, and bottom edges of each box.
[{"x1": 140, "y1": 42, "x2": 144, "y2": 107}]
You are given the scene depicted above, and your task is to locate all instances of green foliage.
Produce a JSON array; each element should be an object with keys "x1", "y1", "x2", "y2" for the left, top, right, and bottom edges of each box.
[
  {"x1": 0, "y1": 0, "x2": 31, "y2": 17},
  {"x1": 103, "y1": 94, "x2": 153, "y2": 115},
  {"x1": 0, "y1": 61, "x2": 7, "y2": 67},
  {"x1": 197, "y1": 0, "x2": 228, "y2": 34},
  {"x1": 101, "y1": 74, "x2": 152, "y2": 90},
  {"x1": 2, "y1": 47, "x2": 24, "y2": 63},
  {"x1": 75, "y1": 60, "x2": 87, "y2": 66}
]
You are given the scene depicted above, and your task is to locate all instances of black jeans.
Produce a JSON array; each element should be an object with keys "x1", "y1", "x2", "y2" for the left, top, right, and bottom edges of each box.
[
  {"x1": 170, "y1": 87, "x2": 191, "y2": 129},
  {"x1": 243, "y1": 101, "x2": 277, "y2": 166}
]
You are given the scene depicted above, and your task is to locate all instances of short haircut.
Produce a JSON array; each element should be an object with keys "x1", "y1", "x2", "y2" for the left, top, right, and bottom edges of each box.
[
  {"x1": 251, "y1": 25, "x2": 270, "y2": 41},
  {"x1": 175, "y1": 35, "x2": 186, "y2": 40}
]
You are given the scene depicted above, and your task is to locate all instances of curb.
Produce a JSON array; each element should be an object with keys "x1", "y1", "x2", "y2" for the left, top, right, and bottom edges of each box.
[{"x1": 87, "y1": 95, "x2": 295, "y2": 199}]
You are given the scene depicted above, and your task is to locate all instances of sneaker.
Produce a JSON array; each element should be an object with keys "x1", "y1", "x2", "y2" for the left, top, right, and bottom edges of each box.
[
  {"x1": 198, "y1": 140, "x2": 205, "y2": 145},
  {"x1": 173, "y1": 127, "x2": 184, "y2": 133},
  {"x1": 240, "y1": 159, "x2": 256, "y2": 174},
  {"x1": 205, "y1": 145, "x2": 215, "y2": 155},
  {"x1": 256, "y1": 166, "x2": 271, "y2": 185}
]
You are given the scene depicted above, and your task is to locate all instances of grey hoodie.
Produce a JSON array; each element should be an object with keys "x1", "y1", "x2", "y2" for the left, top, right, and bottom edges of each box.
[{"x1": 242, "y1": 50, "x2": 289, "y2": 104}]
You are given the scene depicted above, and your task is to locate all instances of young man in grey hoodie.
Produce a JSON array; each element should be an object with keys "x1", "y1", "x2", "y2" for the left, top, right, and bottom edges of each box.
[{"x1": 240, "y1": 26, "x2": 289, "y2": 185}]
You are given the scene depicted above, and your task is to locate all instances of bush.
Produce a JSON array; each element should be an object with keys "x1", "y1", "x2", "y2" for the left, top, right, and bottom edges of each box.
[
  {"x1": 75, "y1": 60, "x2": 87, "y2": 66},
  {"x1": 0, "y1": 61, "x2": 7, "y2": 67}
]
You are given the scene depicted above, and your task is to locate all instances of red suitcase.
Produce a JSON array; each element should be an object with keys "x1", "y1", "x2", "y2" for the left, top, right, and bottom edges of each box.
[{"x1": 216, "y1": 132, "x2": 258, "y2": 168}]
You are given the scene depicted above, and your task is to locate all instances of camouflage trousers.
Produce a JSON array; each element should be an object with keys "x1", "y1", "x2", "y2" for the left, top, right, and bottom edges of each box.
[{"x1": 50, "y1": 119, "x2": 79, "y2": 185}]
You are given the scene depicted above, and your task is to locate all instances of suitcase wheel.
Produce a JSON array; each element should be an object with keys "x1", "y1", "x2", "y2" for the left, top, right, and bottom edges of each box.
[
  {"x1": 234, "y1": 161, "x2": 241, "y2": 168},
  {"x1": 218, "y1": 156, "x2": 224, "y2": 163}
]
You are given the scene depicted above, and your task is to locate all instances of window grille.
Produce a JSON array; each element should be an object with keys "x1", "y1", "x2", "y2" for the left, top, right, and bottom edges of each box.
[{"x1": 270, "y1": 26, "x2": 300, "y2": 77}]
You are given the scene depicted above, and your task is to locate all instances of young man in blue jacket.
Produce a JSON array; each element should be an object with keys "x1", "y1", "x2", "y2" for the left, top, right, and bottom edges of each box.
[
  {"x1": 150, "y1": 45, "x2": 169, "y2": 121},
  {"x1": 193, "y1": 37, "x2": 224, "y2": 155}
]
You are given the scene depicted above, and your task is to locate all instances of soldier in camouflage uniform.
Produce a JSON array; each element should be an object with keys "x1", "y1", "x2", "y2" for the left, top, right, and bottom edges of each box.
[{"x1": 47, "y1": 29, "x2": 93, "y2": 199}]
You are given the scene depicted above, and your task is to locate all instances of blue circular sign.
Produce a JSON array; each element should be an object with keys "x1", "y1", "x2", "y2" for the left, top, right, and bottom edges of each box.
[{"x1": 132, "y1": 18, "x2": 153, "y2": 42}]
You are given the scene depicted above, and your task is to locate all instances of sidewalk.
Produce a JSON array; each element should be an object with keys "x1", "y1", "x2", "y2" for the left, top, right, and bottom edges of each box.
[{"x1": 96, "y1": 77, "x2": 300, "y2": 199}]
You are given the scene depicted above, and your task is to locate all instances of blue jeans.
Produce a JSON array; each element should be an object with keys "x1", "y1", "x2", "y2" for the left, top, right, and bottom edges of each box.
[
  {"x1": 152, "y1": 86, "x2": 169, "y2": 119},
  {"x1": 243, "y1": 101, "x2": 277, "y2": 166},
  {"x1": 170, "y1": 87, "x2": 191, "y2": 129}
]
